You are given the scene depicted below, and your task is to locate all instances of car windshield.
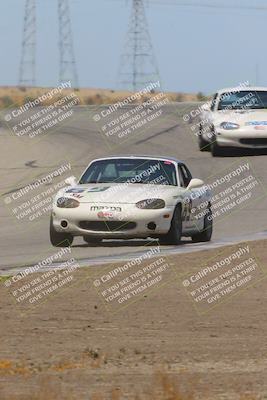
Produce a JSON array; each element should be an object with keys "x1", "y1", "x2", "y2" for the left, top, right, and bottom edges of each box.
[
  {"x1": 218, "y1": 90, "x2": 267, "y2": 110},
  {"x1": 79, "y1": 158, "x2": 177, "y2": 186}
]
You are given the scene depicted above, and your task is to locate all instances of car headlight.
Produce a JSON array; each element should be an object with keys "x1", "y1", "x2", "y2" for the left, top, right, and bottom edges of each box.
[
  {"x1": 57, "y1": 197, "x2": 80, "y2": 208},
  {"x1": 136, "y1": 199, "x2": 165, "y2": 209},
  {"x1": 220, "y1": 122, "x2": 240, "y2": 130}
]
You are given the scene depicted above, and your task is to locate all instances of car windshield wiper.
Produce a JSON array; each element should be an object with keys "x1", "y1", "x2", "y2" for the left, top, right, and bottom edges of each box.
[
  {"x1": 85, "y1": 180, "x2": 113, "y2": 184},
  {"x1": 248, "y1": 106, "x2": 267, "y2": 109},
  {"x1": 218, "y1": 107, "x2": 243, "y2": 110},
  {"x1": 218, "y1": 106, "x2": 265, "y2": 111}
]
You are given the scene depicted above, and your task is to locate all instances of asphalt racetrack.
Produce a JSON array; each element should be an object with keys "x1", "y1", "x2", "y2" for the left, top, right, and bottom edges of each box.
[{"x1": 1, "y1": 103, "x2": 267, "y2": 271}]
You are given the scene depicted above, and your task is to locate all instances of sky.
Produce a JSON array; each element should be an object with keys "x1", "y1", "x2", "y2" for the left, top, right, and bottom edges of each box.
[{"x1": 1, "y1": 0, "x2": 267, "y2": 94}]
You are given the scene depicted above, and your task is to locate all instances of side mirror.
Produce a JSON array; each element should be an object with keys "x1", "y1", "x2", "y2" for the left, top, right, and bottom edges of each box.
[
  {"x1": 65, "y1": 176, "x2": 77, "y2": 186},
  {"x1": 187, "y1": 178, "x2": 204, "y2": 190}
]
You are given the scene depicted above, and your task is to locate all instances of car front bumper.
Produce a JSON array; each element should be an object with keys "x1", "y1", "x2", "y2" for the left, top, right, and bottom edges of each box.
[
  {"x1": 52, "y1": 203, "x2": 174, "y2": 238},
  {"x1": 215, "y1": 127, "x2": 267, "y2": 148}
]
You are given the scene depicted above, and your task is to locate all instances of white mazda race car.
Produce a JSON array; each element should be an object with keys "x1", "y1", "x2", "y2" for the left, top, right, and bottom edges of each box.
[
  {"x1": 50, "y1": 156, "x2": 212, "y2": 247},
  {"x1": 198, "y1": 86, "x2": 267, "y2": 156}
]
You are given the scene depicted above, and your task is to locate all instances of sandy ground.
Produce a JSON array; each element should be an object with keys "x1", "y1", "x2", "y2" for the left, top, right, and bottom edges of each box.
[{"x1": 0, "y1": 240, "x2": 267, "y2": 400}]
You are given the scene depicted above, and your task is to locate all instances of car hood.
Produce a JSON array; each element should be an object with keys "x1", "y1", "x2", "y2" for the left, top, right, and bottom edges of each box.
[
  {"x1": 212, "y1": 109, "x2": 267, "y2": 127},
  {"x1": 57, "y1": 183, "x2": 182, "y2": 204}
]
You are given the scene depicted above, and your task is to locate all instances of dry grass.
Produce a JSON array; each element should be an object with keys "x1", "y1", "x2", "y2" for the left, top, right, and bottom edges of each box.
[
  {"x1": 0, "y1": 377, "x2": 75, "y2": 400},
  {"x1": 0, "y1": 368, "x2": 261, "y2": 400},
  {"x1": 0, "y1": 86, "x2": 204, "y2": 109},
  {"x1": 0, "y1": 276, "x2": 10, "y2": 284}
]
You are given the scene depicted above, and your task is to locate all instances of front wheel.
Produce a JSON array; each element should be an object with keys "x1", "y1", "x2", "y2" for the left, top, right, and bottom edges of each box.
[
  {"x1": 50, "y1": 216, "x2": 73, "y2": 247},
  {"x1": 211, "y1": 139, "x2": 223, "y2": 157},
  {"x1": 191, "y1": 208, "x2": 213, "y2": 242},
  {"x1": 159, "y1": 205, "x2": 182, "y2": 245},
  {"x1": 198, "y1": 126, "x2": 210, "y2": 151}
]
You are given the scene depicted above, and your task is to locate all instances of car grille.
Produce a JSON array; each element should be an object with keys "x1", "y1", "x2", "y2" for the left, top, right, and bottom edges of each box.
[
  {"x1": 79, "y1": 221, "x2": 137, "y2": 232},
  {"x1": 240, "y1": 138, "x2": 267, "y2": 146}
]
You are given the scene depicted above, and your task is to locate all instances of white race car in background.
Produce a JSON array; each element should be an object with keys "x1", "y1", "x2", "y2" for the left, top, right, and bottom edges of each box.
[
  {"x1": 199, "y1": 86, "x2": 267, "y2": 156},
  {"x1": 50, "y1": 156, "x2": 212, "y2": 247}
]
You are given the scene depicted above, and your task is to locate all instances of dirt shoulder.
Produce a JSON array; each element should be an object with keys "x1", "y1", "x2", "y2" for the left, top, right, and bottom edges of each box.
[{"x1": 0, "y1": 240, "x2": 267, "y2": 400}]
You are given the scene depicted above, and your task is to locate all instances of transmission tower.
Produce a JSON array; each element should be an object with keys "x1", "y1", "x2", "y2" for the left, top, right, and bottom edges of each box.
[
  {"x1": 19, "y1": 0, "x2": 36, "y2": 87},
  {"x1": 58, "y1": 0, "x2": 79, "y2": 88},
  {"x1": 118, "y1": 0, "x2": 161, "y2": 91}
]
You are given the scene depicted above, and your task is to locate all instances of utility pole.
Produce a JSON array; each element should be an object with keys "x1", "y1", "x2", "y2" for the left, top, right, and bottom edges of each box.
[
  {"x1": 118, "y1": 0, "x2": 161, "y2": 91},
  {"x1": 58, "y1": 0, "x2": 79, "y2": 88},
  {"x1": 19, "y1": 0, "x2": 36, "y2": 86}
]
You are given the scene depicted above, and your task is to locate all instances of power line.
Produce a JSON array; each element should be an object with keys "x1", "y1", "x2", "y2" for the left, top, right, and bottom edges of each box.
[
  {"x1": 19, "y1": 0, "x2": 36, "y2": 87},
  {"x1": 118, "y1": 0, "x2": 161, "y2": 91},
  {"x1": 150, "y1": 0, "x2": 267, "y2": 10},
  {"x1": 58, "y1": 0, "x2": 79, "y2": 88},
  {"x1": 108, "y1": 0, "x2": 267, "y2": 11}
]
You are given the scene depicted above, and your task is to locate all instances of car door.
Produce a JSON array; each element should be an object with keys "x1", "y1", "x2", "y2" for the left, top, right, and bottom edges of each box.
[
  {"x1": 179, "y1": 164, "x2": 203, "y2": 230},
  {"x1": 202, "y1": 92, "x2": 218, "y2": 142},
  {"x1": 178, "y1": 164, "x2": 194, "y2": 230}
]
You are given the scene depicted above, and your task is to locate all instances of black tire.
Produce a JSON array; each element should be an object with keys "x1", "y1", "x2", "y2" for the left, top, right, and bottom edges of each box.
[
  {"x1": 160, "y1": 205, "x2": 182, "y2": 245},
  {"x1": 50, "y1": 216, "x2": 73, "y2": 247},
  {"x1": 191, "y1": 208, "x2": 213, "y2": 243},
  {"x1": 83, "y1": 236, "x2": 102, "y2": 245},
  {"x1": 211, "y1": 139, "x2": 223, "y2": 157},
  {"x1": 198, "y1": 125, "x2": 210, "y2": 152}
]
